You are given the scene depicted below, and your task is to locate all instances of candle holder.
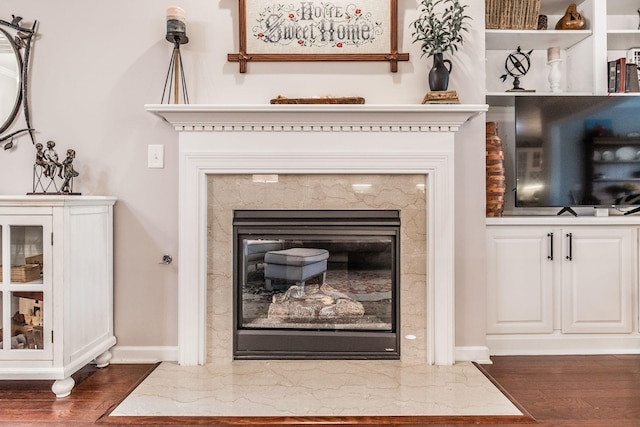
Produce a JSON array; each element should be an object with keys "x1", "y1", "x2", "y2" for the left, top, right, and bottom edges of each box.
[
  {"x1": 547, "y1": 59, "x2": 562, "y2": 93},
  {"x1": 547, "y1": 47, "x2": 562, "y2": 93},
  {"x1": 161, "y1": 7, "x2": 189, "y2": 104}
]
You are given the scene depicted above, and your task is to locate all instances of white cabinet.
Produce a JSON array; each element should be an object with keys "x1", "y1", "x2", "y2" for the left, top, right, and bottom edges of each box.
[
  {"x1": 561, "y1": 227, "x2": 635, "y2": 333},
  {"x1": 486, "y1": 220, "x2": 639, "y2": 355},
  {"x1": 0, "y1": 196, "x2": 116, "y2": 397},
  {"x1": 486, "y1": 227, "x2": 554, "y2": 334},
  {"x1": 486, "y1": 0, "x2": 640, "y2": 99}
]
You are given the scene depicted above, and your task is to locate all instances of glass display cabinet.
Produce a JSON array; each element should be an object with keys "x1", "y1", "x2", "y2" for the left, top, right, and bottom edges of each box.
[
  {"x1": 0, "y1": 221, "x2": 51, "y2": 359},
  {"x1": 0, "y1": 196, "x2": 116, "y2": 397}
]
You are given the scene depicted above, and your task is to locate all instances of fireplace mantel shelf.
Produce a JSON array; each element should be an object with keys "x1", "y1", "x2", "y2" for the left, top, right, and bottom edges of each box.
[{"x1": 145, "y1": 103, "x2": 487, "y2": 131}]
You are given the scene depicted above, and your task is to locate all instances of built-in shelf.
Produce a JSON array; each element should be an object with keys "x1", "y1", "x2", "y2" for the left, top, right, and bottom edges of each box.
[
  {"x1": 485, "y1": 92, "x2": 594, "y2": 107},
  {"x1": 485, "y1": 0, "x2": 640, "y2": 98},
  {"x1": 607, "y1": 30, "x2": 640, "y2": 50},
  {"x1": 485, "y1": 30, "x2": 592, "y2": 51}
]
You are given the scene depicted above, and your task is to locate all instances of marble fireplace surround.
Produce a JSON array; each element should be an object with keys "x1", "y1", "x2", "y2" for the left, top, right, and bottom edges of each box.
[{"x1": 146, "y1": 104, "x2": 486, "y2": 366}]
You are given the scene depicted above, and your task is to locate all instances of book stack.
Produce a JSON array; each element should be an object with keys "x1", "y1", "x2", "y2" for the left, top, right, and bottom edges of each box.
[
  {"x1": 608, "y1": 57, "x2": 640, "y2": 93},
  {"x1": 422, "y1": 90, "x2": 460, "y2": 104}
]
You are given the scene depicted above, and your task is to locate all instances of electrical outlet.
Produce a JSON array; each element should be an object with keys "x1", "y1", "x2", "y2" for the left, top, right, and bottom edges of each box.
[{"x1": 148, "y1": 144, "x2": 164, "y2": 168}]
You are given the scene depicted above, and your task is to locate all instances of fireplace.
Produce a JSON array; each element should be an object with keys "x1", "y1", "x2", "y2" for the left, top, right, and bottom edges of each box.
[
  {"x1": 233, "y1": 209, "x2": 401, "y2": 359},
  {"x1": 145, "y1": 103, "x2": 486, "y2": 366}
]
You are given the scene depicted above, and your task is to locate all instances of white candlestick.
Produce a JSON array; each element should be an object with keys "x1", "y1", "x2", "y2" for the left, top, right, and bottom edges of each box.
[{"x1": 548, "y1": 59, "x2": 562, "y2": 93}]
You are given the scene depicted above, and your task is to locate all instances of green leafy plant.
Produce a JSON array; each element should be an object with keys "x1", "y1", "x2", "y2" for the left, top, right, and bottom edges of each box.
[{"x1": 410, "y1": 0, "x2": 472, "y2": 58}]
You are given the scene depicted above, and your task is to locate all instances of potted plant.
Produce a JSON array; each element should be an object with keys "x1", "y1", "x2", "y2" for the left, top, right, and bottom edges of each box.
[{"x1": 410, "y1": 0, "x2": 471, "y2": 92}]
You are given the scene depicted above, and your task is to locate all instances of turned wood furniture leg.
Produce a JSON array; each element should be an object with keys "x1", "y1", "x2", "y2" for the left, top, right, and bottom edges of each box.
[
  {"x1": 51, "y1": 376, "x2": 75, "y2": 398},
  {"x1": 94, "y1": 349, "x2": 113, "y2": 368}
]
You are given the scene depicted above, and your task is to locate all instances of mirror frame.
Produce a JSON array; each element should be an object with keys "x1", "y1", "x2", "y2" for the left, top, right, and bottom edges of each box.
[
  {"x1": 0, "y1": 16, "x2": 37, "y2": 148},
  {"x1": 0, "y1": 27, "x2": 22, "y2": 136}
]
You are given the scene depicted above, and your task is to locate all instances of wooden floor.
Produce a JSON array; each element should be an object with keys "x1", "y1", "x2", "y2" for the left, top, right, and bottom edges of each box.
[
  {"x1": 0, "y1": 355, "x2": 639, "y2": 426},
  {"x1": 482, "y1": 354, "x2": 640, "y2": 426}
]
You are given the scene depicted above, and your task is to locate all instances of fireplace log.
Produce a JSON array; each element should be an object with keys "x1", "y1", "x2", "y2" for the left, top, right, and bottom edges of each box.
[{"x1": 268, "y1": 283, "x2": 365, "y2": 321}]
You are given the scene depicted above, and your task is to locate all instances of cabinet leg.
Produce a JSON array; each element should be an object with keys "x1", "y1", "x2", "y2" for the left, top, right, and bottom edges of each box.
[
  {"x1": 51, "y1": 377, "x2": 75, "y2": 398},
  {"x1": 94, "y1": 349, "x2": 113, "y2": 368}
]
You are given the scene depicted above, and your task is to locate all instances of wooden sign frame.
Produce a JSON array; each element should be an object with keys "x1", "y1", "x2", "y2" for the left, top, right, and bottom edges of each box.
[{"x1": 228, "y1": 0, "x2": 409, "y2": 73}]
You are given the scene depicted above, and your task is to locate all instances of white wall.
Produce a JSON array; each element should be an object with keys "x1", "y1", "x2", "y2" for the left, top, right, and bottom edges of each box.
[{"x1": 0, "y1": 1, "x2": 487, "y2": 361}]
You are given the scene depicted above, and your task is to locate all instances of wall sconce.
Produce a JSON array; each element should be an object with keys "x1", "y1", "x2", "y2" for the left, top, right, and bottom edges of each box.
[{"x1": 161, "y1": 6, "x2": 189, "y2": 104}]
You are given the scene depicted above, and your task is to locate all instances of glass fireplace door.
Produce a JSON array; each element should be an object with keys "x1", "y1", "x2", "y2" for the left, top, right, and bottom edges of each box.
[{"x1": 233, "y1": 210, "x2": 400, "y2": 359}]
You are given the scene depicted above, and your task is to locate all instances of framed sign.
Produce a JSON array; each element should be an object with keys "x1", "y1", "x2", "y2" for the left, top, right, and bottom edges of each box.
[{"x1": 228, "y1": 0, "x2": 409, "y2": 73}]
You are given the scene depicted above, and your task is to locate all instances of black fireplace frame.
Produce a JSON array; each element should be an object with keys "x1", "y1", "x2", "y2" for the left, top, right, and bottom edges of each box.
[{"x1": 232, "y1": 209, "x2": 401, "y2": 360}]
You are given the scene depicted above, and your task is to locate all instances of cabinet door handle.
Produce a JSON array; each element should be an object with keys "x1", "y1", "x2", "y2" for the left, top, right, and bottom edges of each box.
[
  {"x1": 547, "y1": 232, "x2": 554, "y2": 260},
  {"x1": 566, "y1": 232, "x2": 573, "y2": 261}
]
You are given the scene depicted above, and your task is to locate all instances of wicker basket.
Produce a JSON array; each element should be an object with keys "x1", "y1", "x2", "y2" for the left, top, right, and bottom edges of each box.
[
  {"x1": 0, "y1": 264, "x2": 41, "y2": 282},
  {"x1": 486, "y1": 0, "x2": 541, "y2": 30}
]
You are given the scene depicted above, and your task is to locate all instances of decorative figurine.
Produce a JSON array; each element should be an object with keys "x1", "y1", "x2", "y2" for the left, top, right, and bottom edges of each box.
[
  {"x1": 43, "y1": 140, "x2": 60, "y2": 178},
  {"x1": 500, "y1": 46, "x2": 535, "y2": 92},
  {"x1": 31, "y1": 140, "x2": 80, "y2": 195},
  {"x1": 34, "y1": 142, "x2": 45, "y2": 168},
  {"x1": 555, "y1": 3, "x2": 586, "y2": 30},
  {"x1": 60, "y1": 149, "x2": 79, "y2": 193}
]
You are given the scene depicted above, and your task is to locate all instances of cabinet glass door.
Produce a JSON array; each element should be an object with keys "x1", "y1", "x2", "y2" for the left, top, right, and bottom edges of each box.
[{"x1": 0, "y1": 219, "x2": 52, "y2": 360}]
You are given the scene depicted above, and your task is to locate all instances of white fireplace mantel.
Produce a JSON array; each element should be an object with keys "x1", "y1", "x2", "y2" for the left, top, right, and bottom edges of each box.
[
  {"x1": 146, "y1": 103, "x2": 486, "y2": 131},
  {"x1": 146, "y1": 103, "x2": 487, "y2": 366}
]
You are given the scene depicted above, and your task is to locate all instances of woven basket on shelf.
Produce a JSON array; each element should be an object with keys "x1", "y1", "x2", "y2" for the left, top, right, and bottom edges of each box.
[
  {"x1": 486, "y1": 0, "x2": 541, "y2": 30},
  {"x1": 0, "y1": 264, "x2": 41, "y2": 282}
]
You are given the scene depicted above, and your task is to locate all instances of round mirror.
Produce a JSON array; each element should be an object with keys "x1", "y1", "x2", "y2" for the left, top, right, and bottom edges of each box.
[{"x1": 0, "y1": 28, "x2": 22, "y2": 135}]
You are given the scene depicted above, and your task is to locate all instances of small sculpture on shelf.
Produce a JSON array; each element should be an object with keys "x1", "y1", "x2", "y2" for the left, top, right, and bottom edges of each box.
[
  {"x1": 60, "y1": 149, "x2": 79, "y2": 193},
  {"x1": 555, "y1": 3, "x2": 586, "y2": 30},
  {"x1": 500, "y1": 46, "x2": 535, "y2": 92},
  {"x1": 31, "y1": 140, "x2": 80, "y2": 195},
  {"x1": 43, "y1": 140, "x2": 60, "y2": 179}
]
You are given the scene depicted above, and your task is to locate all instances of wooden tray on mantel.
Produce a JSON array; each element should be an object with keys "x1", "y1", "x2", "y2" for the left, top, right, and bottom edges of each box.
[{"x1": 270, "y1": 96, "x2": 365, "y2": 104}]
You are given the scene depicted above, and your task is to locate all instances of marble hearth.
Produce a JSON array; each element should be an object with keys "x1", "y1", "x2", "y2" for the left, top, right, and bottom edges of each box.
[{"x1": 146, "y1": 104, "x2": 486, "y2": 366}]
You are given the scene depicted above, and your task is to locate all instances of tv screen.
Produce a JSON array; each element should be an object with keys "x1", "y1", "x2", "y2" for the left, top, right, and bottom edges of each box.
[{"x1": 515, "y1": 96, "x2": 640, "y2": 208}]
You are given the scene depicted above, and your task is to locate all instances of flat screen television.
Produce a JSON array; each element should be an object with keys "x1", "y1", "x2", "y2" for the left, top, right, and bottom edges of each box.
[{"x1": 515, "y1": 95, "x2": 640, "y2": 209}]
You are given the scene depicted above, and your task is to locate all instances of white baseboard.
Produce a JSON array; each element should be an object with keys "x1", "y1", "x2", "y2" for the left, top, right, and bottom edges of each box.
[
  {"x1": 487, "y1": 333, "x2": 640, "y2": 356},
  {"x1": 110, "y1": 345, "x2": 179, "y2": 364},
  {"x1": 455, "y1": 346, "x2": 492, "y2": 364}
]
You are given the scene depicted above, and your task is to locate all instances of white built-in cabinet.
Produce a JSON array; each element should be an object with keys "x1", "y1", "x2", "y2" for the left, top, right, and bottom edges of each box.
[
  {"x1": 0, "y1": 196, "x2": 116, "y2": 397},
  {"x1": 486, "y1": 218, "x2": 640, "y2": 355},
  {"x1": 486, "y1": 0, "x2": 640, "y2": 99},
  {"x1": 561, "y1": 227, "x2": 635, "y2": 333},
  {"x1": 486, "y1": 227, "x2": 554, "y2": 335}
]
